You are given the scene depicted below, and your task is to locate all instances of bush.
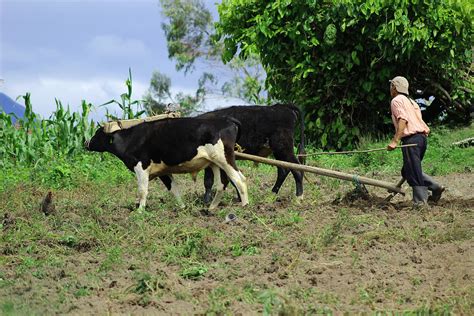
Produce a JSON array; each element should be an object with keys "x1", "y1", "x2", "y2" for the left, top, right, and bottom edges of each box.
[{"x1": 217, "y1": 0, "x2": 473, "y2": 149}]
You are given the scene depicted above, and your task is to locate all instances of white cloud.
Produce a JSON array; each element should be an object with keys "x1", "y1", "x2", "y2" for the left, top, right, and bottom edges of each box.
[
  {"x1": 86, "y1": 35, "x2": 150, "y2": 59},
  {"x1": 1, "y1": 76, "x2": 148, "y2": 119},
  {"x1": 0, "y1": 75, "x2": 215, "y2": 120}
]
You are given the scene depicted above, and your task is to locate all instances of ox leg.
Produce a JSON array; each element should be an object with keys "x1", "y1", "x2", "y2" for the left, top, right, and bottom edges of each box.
[
  {"x1": 203, "y1": 167, "x2": 214, "y2": 204},
  {"x1": 273, "y1": 151, "x2": 304, "y2": 198},
  {"x1": 160, "y1": 175, "x2": 185, "y2": 209},
  {"x1": 272, "y1": 166, "x2": 289, "y2": 195},
  {"x1": 134, "y1": 162, "x2": 150, "y2": 210},
  {"x1": 220, "y1": 169, "x2": 239, "y2": 201},
  {"x1": 221, "y1": 167, "x2": 248, "y2": 207},
  {"x1": 215, "y1": 152, "x2": 248, "y2": 207},
  {"x1": 209, "y1": 165, "x2": 224, "y2": 210}
]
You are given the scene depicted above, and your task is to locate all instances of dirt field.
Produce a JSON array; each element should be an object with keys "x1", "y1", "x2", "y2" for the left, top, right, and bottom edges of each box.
[{"x1": 1, "y1": 166, "x2": 473, "y2": 314}]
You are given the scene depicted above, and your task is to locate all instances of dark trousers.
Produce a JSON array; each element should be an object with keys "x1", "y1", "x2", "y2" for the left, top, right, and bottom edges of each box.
[{"x1": 401, "y1": 133, "x2": 427, "y2": 187}]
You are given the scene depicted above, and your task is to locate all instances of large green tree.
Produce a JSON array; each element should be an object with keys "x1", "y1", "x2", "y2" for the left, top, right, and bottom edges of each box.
[{"x1": 217, "y1": 0, "x2": 473, "y2": 149}]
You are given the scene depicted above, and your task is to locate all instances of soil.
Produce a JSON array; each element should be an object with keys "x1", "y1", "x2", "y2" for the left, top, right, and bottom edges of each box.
[{"x1": 1, "y1": 171, "x2": 473, "y2": 314}]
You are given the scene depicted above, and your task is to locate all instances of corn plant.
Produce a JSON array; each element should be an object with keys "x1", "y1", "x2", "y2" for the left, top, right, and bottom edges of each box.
[
  {"x1": 0, "y1": 93, "x2": 96, "y2": 166},
  {"x1": 1, "y1": 71, "x2": 146, "y2": 167},
  {"x1": 101, "y1": 68, "x2": 145, "y2": 120}
]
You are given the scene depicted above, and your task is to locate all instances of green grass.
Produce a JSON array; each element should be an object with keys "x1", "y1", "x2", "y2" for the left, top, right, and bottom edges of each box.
[
  {"x1": 309, "y1": 125, "x2": 474, "y2": 176},
  {"x1": 0, "y1": 97, "x2": 472, "y2": 314}
]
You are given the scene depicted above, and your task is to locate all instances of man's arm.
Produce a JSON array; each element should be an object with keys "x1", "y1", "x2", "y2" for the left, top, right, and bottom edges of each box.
[{"x1": 387, "y1": 119, "x2": 407, "y2": 151}]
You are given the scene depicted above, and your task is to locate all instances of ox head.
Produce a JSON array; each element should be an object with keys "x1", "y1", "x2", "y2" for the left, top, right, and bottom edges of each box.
[{"x1": 84, "y1": 126, "x2": 113, "y2": 152}]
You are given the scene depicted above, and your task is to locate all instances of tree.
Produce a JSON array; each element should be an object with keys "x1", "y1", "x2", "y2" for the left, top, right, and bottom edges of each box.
[
  {"x1": 142, "y1": 70, "x2": 215, "y2": 116},
  {"x1": 216, "y1": 0, "x2": 473, "y2": 149},
  {"x1": 159, "y1": 0, "x2": 268, "y2": 104}
]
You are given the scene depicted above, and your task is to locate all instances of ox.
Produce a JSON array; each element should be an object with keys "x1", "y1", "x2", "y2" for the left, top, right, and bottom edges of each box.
[
  {"x1": 85, "y1": 117, "x2": 248, "y2": 210},
  {"x1": 197, "y1": 104, "x2": 305, "y2": 203}
]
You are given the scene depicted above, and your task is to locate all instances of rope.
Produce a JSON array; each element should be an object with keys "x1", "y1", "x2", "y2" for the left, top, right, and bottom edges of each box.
[
  {"x1": 352, "y1": 175, "x2": 361, "y2": 188},
  {"x1": 298, "y1": 144, "x2": 417, "y2": 157}
]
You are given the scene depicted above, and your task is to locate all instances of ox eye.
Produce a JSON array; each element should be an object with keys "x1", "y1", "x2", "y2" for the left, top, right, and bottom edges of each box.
[{"x1": 109, "y1": 138, "x2": 113, "y2": 144}]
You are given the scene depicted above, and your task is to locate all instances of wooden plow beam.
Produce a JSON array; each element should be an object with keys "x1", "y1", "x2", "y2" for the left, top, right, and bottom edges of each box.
[{"x1": 235, "y1": 152, "x2": 405, "y2": 195}]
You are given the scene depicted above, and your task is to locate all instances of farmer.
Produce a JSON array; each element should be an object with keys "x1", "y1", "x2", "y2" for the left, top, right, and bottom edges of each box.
[{"x1": 387, "y1": 76, "x2": 445, "y2": 207}]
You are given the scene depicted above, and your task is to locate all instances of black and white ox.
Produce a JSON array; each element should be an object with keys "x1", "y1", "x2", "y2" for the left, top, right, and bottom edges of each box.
[
  {"x1": 84, "y1": 117, "x2": 248, "y2": 210},
  {"x1": 197, "y1": 104, "x2": 305, "y2": 203}
]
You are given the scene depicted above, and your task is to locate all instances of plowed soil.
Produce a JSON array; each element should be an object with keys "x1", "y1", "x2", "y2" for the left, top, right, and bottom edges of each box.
[{"x1": 1, "y1": 168, "x2": 473, "y2": 314}]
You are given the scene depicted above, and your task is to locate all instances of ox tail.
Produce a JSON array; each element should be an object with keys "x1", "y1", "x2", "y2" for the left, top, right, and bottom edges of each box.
[
  {"x1": 290, "y1": 104, "x2": 306, "y2": 165},
  {"x1": 226, "y1": 116, "x2": 242, "y2": 144}
]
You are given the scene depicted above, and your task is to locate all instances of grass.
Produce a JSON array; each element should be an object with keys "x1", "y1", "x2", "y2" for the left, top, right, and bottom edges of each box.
[
  {"x1": 0, "y1": 97, "x2": 473, "y2": 314},
  {"x1": 309, "y1": 124, "x2": 474, "y2": 176}
]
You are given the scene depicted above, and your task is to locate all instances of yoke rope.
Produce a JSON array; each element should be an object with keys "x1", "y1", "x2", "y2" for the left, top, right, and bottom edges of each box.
[{"x1": 297, "y1": 144, "x2": 417, "y2": 157}]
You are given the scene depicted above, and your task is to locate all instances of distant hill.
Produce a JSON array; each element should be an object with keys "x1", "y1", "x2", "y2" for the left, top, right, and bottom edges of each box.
[{"x1": 0, "y1": 92, "x2": 25, "y2": 122}]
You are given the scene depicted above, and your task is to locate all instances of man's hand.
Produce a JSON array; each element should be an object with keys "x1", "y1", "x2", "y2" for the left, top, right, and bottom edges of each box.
[{"x1": 387, "y1": 140, "x2": 398, "y2": 151}]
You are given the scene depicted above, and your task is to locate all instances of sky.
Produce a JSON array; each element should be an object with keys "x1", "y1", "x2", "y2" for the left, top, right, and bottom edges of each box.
[{"x1": 0, "y1": 0, "x2": 244, "y2": 119}]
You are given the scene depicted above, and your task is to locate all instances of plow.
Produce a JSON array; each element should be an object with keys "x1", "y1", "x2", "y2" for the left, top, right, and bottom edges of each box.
[{"x1": 235, "y1": 151, "x2": 405, "y2": 197}]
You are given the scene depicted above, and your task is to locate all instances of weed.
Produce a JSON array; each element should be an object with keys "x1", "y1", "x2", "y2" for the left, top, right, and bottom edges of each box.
[
  {"x1": 99, "y1": 246, "x2": 123, "y2": 272},
  {"x1": 130, "y1": 271, "x2": 166, "y2": 296},
  {"x1": 358, "y1": 287, "x2": 374, "y2": 305},
  {"x1": 412, "y1": 276, "x2": 424, "y2": 286},
  {"x1": 1, "y1": 302, "x2": 15, "y2": 314},
  {"x1": 318, "y1": 208, "x2": 349, "y2": 248},
  {"x1": 231, "y1": 242, "x2": 260, "y2": 257},
  {"x1": 59, "y1": 235, "x2": 78, "y2": 248},
  {"x1": 179, "y1": 263, "x2": 209, "y2": 280},
  {"x1": 258, "y1": 289, "x2": 283, "y2": 315},
  {"x1": 73, "y1": 286, "x2": 91, "y2": 298},
  {"x1": 163, "y1": 229, "x2": 208, "y2": 264},
  {"x1": 238, "y1": 283, "x2": 260, "y2": 304},
  {"x1": 0, "y1": 272, "x2": 14, "y2": 289},
  {"x1": 274, "y1": 210, "x2": 303, "y2": 227},
  {"x1": 207, "y1": 287, "x2": 232, "y2": 314}
]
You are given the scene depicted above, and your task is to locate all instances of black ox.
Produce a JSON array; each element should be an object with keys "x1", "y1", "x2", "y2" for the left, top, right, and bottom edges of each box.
[
  {"x1": 85, "y1": 117, "x2": 248, "y2": 210},
  {"x1": 197, "y1": 104, "x2": 305, "y2": 203}
]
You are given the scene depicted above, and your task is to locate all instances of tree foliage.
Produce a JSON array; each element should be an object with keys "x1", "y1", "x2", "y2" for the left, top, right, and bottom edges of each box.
[
  {"x1": 142, "y1": 70, "x2": 215, "y2": 116},
  {"x1": 217, "y1": 0, "x2": 473, "y2": 149},
  {"x1": 161, "y1": 0, "x2": 217, "y2": 73},
  {"x1": 159, "y1": 0, "x2": 268, "y2": 104}
]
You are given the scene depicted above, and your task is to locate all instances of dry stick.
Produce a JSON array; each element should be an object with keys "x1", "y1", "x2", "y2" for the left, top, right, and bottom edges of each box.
[
  {"x1": 452, "y1": 137, "x2": 474, "y2": 147},
  {"x1": 235, "y1": 152, "x2": 405, "y2": 194},
  {"x1": 298, "y1": 144, "x2": 417, "y2": 157}
]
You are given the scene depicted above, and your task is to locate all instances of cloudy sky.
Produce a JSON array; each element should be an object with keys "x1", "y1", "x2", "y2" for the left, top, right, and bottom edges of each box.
[{"x1": 0, "y1": 0, "x2": 242, "y2": 118}]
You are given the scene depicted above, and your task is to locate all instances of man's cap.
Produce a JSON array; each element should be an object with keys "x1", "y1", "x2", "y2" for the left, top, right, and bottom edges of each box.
[{"x1": 389, "y1": 76, "x2": 409, "y2": 94}]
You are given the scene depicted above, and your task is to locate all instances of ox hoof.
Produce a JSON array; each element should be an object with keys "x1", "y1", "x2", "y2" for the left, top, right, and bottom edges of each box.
[
  {"x1": 203, "y1": 193, "x2": 213, "y2": 205},
  {"x1": 293, "y1": 194, "x2": 304, "y2": 204}
]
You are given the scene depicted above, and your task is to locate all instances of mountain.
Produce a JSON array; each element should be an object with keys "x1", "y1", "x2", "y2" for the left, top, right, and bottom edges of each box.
[{"x1": 0, "y1": 92, "x2": 25, "y2": 122}]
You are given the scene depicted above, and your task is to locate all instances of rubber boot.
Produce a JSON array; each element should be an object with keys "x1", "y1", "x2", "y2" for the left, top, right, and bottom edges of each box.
[
  {"x1": 412, "y1": 186, "x2": 429, "y2": 209},
  {"x1": 422, "y1": 173, "x2": 445, "y2": 203}
]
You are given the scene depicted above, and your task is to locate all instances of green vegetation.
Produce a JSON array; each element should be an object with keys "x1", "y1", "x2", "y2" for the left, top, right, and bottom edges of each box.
[
  {"x1": 1, "y1": 92, "x2": 472, "y2": 313},
  {"x1": 1, "y1": 36, "x2": 473, "y2": 315},
  {"x1": 0, "y1": 93, "x2": 95, "y2": 166},
  {"x1": 217, "y1": 0, "x2": 473, "y2": 148}
]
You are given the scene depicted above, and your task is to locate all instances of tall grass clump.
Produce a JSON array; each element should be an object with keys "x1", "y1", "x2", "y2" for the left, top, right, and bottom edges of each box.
[{"x1": 0, "y1": 93, "x2": 96, "y2": 166}]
